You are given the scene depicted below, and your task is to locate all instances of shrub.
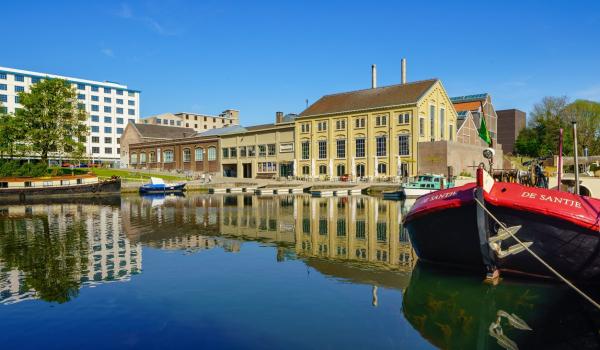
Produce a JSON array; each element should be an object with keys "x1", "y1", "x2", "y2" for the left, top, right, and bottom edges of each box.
[{"x1": 0, "y1": 160, "x2": 48, "y2": 177}]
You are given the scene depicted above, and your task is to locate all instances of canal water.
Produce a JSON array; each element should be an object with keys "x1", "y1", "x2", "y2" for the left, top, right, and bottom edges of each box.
[{"x1": 1, "y1": 194, "x2": 599, "y2": 349}]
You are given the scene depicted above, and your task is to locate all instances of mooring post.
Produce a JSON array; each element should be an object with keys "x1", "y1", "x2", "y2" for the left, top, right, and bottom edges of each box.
[{"x1": 573, "y1": 122, "x2": 580, "y2": 195}]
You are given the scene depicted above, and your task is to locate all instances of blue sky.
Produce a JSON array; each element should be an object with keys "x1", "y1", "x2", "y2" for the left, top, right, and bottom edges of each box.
[{"x1": 3, "y1": 0, "x2": 600, "y2": 124}]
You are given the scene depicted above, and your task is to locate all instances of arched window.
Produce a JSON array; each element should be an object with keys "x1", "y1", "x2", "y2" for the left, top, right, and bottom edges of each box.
[
  {"x1": 356, "y1": 164, "x2": 365, "y2": 177},
  {"x1": 130, "y1": 153, "x2": 138, "y2": 164},
  {"x1": 319, "y1": 165, "x2": 327, "y2": 175},
  {"x1": 149, "y1": 151, "x2": 156, "y2": 163},
  {"x1": 183, "y1": 148, "x2": 191, "y2": 162},
  {"x1": 139, "y1": 152, "x2": 147, "y2": 164},
  {"x1": 195, "y1": 148, "x2": 204, "y2": 161},
  {"x1": 163, "y1": 150, "x2": 174, "y2": 163},
  {"x1": 378, "y1": 163, "x2": 387, "y2": 174},
  {"x1": 302, "y1": 165, "x2": 310, "y2": 175},
  {"x1": 336, "y1": 164, "x2": 345, "y2": 176},
  {"x1": 208, "y1": 147, "x2": 217, "y2": 161}
]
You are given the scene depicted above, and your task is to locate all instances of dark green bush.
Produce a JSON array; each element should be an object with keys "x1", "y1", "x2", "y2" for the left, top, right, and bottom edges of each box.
[{"x1": 0, "y1": 160, "x2": 48, "y2": 177}]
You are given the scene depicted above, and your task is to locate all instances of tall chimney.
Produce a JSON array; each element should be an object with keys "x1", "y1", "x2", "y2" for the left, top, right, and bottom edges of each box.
[
  {"x1": 401, "y1": 58, "x2": 407, "y2": 84},
  {"x1": 276, "y1": 111, "x2": 284, "y2": 124},
  {"x1": 371, "y1": 64, "x2": 377, "y2": 89}
]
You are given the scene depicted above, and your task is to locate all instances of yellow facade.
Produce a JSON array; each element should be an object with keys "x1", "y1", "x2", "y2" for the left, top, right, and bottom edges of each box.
[{"x1": 295, "y1": 80, "x2": 457, "y2": 178}]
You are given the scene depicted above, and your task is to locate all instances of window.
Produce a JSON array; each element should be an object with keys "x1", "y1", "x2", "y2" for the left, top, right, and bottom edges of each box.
[
  {"x1": 104, "y1": 137, "x2": 112, "y2": 144},
  {"x1": 239, "y1": 146, "x2": 246, "y2": 157},
  {"x1": 164, "y1": 150, "x2": 174, "y2": 163},
  {"x1": 430, "y1": 105, "x2": 435, "y2": 139},
  {"x1": 104, "y1": 97, "x2": 111, "y2": 103},
  {"x1": 104, "y1": 126, "x2": 112, "y2": 133},
  {"x1": 117, "y1": 117, "x2": 124, "y2": 124},
  {"x1": 91, "y1": 105, "x2": 99, "y2": 112},
  {"x1": 105, "y1": 147, "x2": 112, "y2": 154},
  {"x1": 176, "y1": 121, "x2": 181, "y2": 126},
  {"x1": 376, "y1": 136, "x2": 387, "y2": 157},
  {"x1": 230, "y1": 147, "x2": 237, "y2": 157},
  {"x1": 0, "y1": 73, "x2": 6, "y2": 79},
  {"x1": 336, "y1": 139, "x2": 346, "y2": 158},
  {"x1": 77, "y1": 94, "x2": 85, "y2": 100},
  {"x1": 130, "y1": 154, "x2": 138, "y2": 164},
  {"x1": 248, "y1": 146, "x2": 256, "y2": 156},
  {"x1": 117, "y1": 128, "x2": 123, "y2": 134},
  {"x1": 91, "y1": 86, "x2": 99, "y2": 92},
  {"x1": 104, "y1": 116, "x2": 112, "y2": 123},
  {"x1": 355, "y1": 138, "x2": 365, "y2": 158},
  {"x1": 92, "y1": 147, "x2": 100, "y2": 153},
  {"x1": 267, "y1": 144, "x2": 276, "y2": 156},
  {"x1": 318, "y1": 140, "x2": 327, "y2": 159},
  {"x1": 449, "y1": 124, "x2": 454, "y2": 141},
  {"x1": 104, "y1": 106, "x2": 111, "y2": 113},
  {"x1": 92, "y1": 136, "x2": 100, "y2": 143},
  {"x1": 31, "y1": 77, "x2": 41, "y2": 83},
  {"x1": 183, "y1": 149, "x2": 191, "y2": 162},
  {"x1": 14, "y1": 86, "x2": 25, "y2": 92},
  {"x1": 104, "y1": 87, "x2": 111, "y2": 93},
  {"x1": 149, "y1": 152, "x2": 156, "y2": 162},
  {"x1": 116, "y1": 137, "x2": 120, "y2": 144},
  {"x1": 0, "y1": 84, "x2": 6, "y2": 90},
  {"x1": 0, "y1": 94, "x2": 7, "y2": 102},
  {"x1": 257, "y1": 145, "x2": 266, "y2": 157},
  {"x1": 398, "y1": 112, "x2": 410, "y2": 124},
  {"x1": 317, "y1": 121, "x2": 327, "y2": 132},
  {"x1": 355, "y1": 117, "x2": 366, "y2": 128},
  {"x1": 377, "y1": 163, "x2": 387, "y2": 174},
  {"x1": 115, "y1": 107, "x2": 123, "y2": 115},
  {"x1": 77, "y1": 83, "x2": 85, "y2": 90},
  {"x1": 208, "y1": 147, "x2": 217, "y2": 161},
  {"x1": 117, "y1": 90, "x2": 123, "y2": 96},
  {"x1": 419, "y1": 117, "x2": 425, "y2": 137},
  {"x1": 399, "y1": 135, "x2": 410, "y2": 156},
  {"x1": 375, "y1": 114, "x2": 387, "y2": 126},
  {"x1": 128, "y1": 100, "x2": 135, "y2": 106},
  {"x1": 301, "y1": 123, "x2": 310, "y2": 133},
  {"x1": 301, "y1": 141, "x2": 310, "y2": 160},
  {"x1": 440, "y1": 108, "x2": 445, "y2": 139},
  {"x1": 302, "y1": 165, "x2": 310, "y2": 175},
  {"x1": 169, "y1": 120, "x2": 174, "y2": 125},
  {"x1": 14, "y1": 96, "x2": 20, "y2": 103},
  {"x1": 195, "y1": 148, "x2": 204, "y2": 161},
  {"x1": 91, "y1": 126, "x2": 99, "y2": 133},
  {"x1": 129, "y1": 119, "x2": 135, "y2": 124},
  {"x1": 128, "y1": 91, "x2": 135, "y2": 97},
  {"x1": 336, "y1": 164, "x2": 345, "y2": 176},
  {"x1": 335, "y1": 119, "x2": 346, "y2": 130},
  {"x1": 140, "y1": 153, "x2": 147, "y2": 164},
  {"x1": 91, "y1": 95, "x2": 99, "y2": 102},
  {"x1": 14, "y1": 75, "x2": 24, "y2": 82},
  {"x1": 128, "y1": 109, "x2": 135, "y2": 115},
  {"x1": 116, "y1": 99, "x2": 123, "y2": 104},
  {"x1": 356, "y1": 164, "x2": 365, "y2": 177},
  {"x1": 222, "y1": 148, "x2": 229, "y2": 158},
  {"x1": 319, "y1": 165, "x2": 327, "y2": 174}
]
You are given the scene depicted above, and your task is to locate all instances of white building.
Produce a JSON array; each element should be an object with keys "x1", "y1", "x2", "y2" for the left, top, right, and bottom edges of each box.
[{"x1": 0, "y1": 66, "x2": 140, "y2": 165}]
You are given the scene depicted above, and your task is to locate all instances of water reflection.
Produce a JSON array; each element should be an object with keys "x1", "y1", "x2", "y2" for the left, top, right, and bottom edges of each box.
[{"x1": 0, "y1": 201, "x2": 142, "y2": 304}]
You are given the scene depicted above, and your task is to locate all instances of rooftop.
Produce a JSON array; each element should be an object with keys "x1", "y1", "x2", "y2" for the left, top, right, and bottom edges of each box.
[
  {"x1": 132, "y1": 123, "x2": 195, "y2": 139},
  {"x1": 450, "y1": 93, "x2": 488, "y2": 104},
  {"x1": 299, "y1": 79, "x2": 438, "y2": 117}
]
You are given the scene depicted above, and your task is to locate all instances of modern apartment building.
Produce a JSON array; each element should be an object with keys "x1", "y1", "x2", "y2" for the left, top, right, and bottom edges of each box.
[
  {"x1": 142, "y1": 110, "x2": 240, "y2": 132},
  {"x1": 0, "y1": 66, "x2": 140, "y2": 165}
]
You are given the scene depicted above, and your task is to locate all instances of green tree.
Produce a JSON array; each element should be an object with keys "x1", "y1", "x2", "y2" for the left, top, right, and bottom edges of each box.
[
  {"x1": 515, "y1": 128, "x2": 541, "y2": 156},
  {"x1": 0, "y1": 111, "x2": 26, "y2": 159},
  {"x1": 564, "y1": 99, "x2": 600, "y2": 155},
  {"x1": 16, "y1": 78, "x2": 88, "y2": 164}
]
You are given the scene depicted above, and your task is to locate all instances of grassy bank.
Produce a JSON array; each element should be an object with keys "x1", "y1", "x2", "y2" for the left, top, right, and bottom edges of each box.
[{"x1": 83, "y1": 168, "x2": 185, "y2": 182}]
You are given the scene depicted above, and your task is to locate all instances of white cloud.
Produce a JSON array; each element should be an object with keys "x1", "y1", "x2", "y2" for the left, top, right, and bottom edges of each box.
[
  {"x1": 114, "y1": 3, "x2": 181, "y2": 36},
  {"x1": 575, "y1": 85, "x2": 600, "y2": 101},
  {"x1": 101, "y1": 48, "x2": 115, "y2": 58}
]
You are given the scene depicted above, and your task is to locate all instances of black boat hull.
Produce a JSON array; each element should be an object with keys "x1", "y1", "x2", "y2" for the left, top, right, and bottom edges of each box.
[
  {"x1": 0, "y1": 179, "x2": 121, "y2": 202},
  {"x1": 406, "y1": 203, "x2": 600, "y2": 282}
]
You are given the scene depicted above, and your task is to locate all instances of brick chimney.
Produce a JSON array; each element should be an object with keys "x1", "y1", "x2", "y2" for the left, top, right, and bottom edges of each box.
[{"x1": 276, "y1": 111, "x2": 284, "y2": 124}]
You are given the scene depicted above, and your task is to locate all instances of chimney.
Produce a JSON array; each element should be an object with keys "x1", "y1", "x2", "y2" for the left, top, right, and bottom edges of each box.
[
  {"x1": 276, "y1": 111, "x2": 284, "y2": 124},
  {"x1": 401, "y1": 58, "x2": 407, "y2": 84},
  {"x1": 371, "y1": 64, "x2": 377, "y2": 89}
]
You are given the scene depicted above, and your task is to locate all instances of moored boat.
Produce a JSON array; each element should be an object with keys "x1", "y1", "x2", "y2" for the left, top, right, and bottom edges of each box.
[
  {"x1": 404, "y1": 167, "x2": 600, "y2": 282},
  {"x1": 0, "y1": 174, "x2": 120, "y2": 201},
  {"x1": 139, "y1": 177, "x2": 186, "y2": 194},
  {"x1": 383, "y1": 173, "x2": 454, "y2": 200}
]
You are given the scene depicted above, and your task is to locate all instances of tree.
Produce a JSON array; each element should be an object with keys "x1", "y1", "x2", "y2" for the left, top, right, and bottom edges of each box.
[
  {"x1": 0, "y1": 107, "x2": 25, "y2": 159},
  {"x1": 564, "y1": 100, "x2": 600, "y2": 155},
  {"x1": 16, "y1": 78, "x2": 88, "y2": 164}
]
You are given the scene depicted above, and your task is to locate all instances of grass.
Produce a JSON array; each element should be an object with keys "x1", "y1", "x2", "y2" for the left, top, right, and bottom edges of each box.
[{"x1": 81, "y1": 168, "x2": 186, "y2": 182}]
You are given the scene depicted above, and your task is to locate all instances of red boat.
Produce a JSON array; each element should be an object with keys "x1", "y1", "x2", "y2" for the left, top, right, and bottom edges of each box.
[{"x1": 404, "y1": 167, "x2": 600, "y2": 282}]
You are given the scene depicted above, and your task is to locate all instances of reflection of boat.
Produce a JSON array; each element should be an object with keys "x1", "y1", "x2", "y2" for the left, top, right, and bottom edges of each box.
[
  {"x1": 140, "y1": 192, "x2": 185, "y2": 207},
  {"x1": 405, "y1": 167, "x2": 600, "y2": 282},
  {"x1": 0, "y1": 174, "x2": 120, "y2": 201},
  {"x1": 383, "y1": 174, "x2": 454, "y2": 200},
  {"x1": 139, "y1": 177, "x2": 186, "y2": 194},
  {"x1": 403, "y1": 262, "x2": 600, "y2": 349}
]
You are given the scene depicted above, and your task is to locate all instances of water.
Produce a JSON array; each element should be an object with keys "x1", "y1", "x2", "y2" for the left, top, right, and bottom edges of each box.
[{"x1": 1, "y1": 194, "x2": 599, "y2": 349}]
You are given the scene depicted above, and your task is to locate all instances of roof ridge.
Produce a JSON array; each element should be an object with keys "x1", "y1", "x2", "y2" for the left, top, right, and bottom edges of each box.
[{"x1": 320, "y1": 78, "x2": 439, "y2": 98}]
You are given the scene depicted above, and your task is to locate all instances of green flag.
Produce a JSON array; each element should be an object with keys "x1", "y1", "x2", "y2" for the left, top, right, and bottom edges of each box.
[{"x1": 478, "y1": 115, "x2": 492, "y2": 146}]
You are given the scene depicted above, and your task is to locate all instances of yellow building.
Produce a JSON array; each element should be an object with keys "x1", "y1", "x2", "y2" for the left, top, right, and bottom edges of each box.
[{"x1": 295, "y1": 79, "x2": 457, "y2": 178}]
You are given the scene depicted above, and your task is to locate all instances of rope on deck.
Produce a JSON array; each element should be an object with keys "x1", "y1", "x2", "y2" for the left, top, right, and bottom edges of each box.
[{"x1": 474, "y1": 197, "x2": 600, "y2": 311}]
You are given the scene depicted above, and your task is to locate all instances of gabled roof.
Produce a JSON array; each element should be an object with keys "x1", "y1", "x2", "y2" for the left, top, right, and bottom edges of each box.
[
  {"x1": 299, "y1": 79, "x2": 438, "y2": 117},
  {"x1": 132, "y1": 123, "x2": 195, "y2": 139},
  {"x1": 453, "y1": 101, "x2": 482, "y2": 112}
]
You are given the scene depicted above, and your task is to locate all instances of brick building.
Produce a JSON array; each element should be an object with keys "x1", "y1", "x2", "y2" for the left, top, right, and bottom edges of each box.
[{"x1": 496, "y1": 109, "x2": 526, "y2": 154}]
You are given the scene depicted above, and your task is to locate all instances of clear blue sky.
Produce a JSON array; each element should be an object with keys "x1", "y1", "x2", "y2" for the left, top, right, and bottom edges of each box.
[{"x1": 3, "y1": 0, "x2": 600, "y2": 124}]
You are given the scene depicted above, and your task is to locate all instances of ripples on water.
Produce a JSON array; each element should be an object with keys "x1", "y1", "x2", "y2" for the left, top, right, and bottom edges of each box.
[{"x1": 0, "y1": 194, "x2": 599, "y2": 349}]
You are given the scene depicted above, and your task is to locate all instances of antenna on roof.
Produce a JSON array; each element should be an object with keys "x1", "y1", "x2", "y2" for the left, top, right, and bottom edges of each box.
[{"x1": 305, "y1": 99, "x2": 308, "y2": 108}]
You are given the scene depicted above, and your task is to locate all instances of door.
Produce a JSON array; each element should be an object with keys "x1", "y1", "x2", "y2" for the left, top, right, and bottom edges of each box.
[{"x1": 243, "y1": 163, "x2": 252, "y2": 178}]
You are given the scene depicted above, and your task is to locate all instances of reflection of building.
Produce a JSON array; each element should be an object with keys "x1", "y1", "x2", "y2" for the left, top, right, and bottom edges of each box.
[{"x1": 0, "y1": 203, "x2": 141, "y2": 304}]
